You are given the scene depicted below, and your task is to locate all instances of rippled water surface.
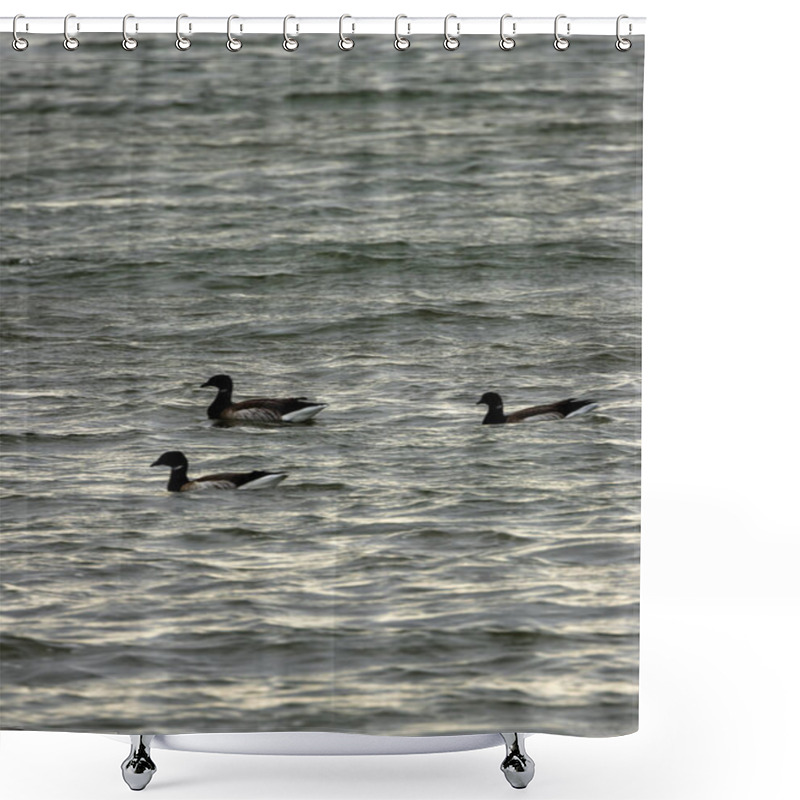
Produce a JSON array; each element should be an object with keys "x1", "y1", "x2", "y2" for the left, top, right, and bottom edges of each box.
[{"x1": 1, "y1": 37, "x2": 642, "y2": 735}]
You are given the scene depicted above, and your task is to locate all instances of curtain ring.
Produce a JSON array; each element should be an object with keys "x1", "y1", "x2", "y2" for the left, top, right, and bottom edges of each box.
[
  {"x1": 443, "y1": 14, "x2": 460, "y2": 51},
  {"x1": 282, "y1": 15, "x2": 299, "y2": 51},
  {"x1": 175, "y1": 13, "x2": 191, "y2": 51},
  {"x1": 63, "y1": 13, "x2": 79, "y2": 51},
  {"x1": 499, "y1": 14, "x2": 516, "y2": 51},
  {"x1": 615, "y1": 15, "x2": 632, "y2": 51},
  {"x1": 338, "y1": 14, "x2": 355, "y2": 50},
  {"x1": 394, "y1": 14, "x2": 410, "y2": 51},
  {"x1": 121, "y1": 14, "x2": 138, "y2": 51},
  {"x1": 553, "y1": 14, "x2": 570, "y2": 51},
  {"x1": 12, "y1": 14, "x2": 29, "y2": 51},
  {"x1": 226, "y1": 15, "x2": 243, "y2": 51}
]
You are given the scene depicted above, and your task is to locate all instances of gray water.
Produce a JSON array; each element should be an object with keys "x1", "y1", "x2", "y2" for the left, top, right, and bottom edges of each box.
[{"x1": 0, "y1": 37, "x2": 642, "y2": 736}]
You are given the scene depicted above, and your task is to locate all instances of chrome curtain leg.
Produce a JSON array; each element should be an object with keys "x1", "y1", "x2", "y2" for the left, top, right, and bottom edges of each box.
[
  {"x1": 121, "y1": 734, "x2": 157, "y2": 791},
  {"x1": 500, "y1": 732, "x2": 535, "y2": 789}
]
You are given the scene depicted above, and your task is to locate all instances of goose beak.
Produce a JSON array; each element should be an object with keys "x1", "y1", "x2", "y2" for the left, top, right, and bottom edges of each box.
[
  {"x1": 150, "y1": 458, "x2": 162, "y2": 467},
  {"x1": 200, "y1": 380, "x2": 211, "y2": 387}
]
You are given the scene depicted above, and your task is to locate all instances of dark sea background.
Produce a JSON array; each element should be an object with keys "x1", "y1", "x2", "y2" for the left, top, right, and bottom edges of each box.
[{"x1": 0, "y1": 36, "x2": 642, "y2": 736}]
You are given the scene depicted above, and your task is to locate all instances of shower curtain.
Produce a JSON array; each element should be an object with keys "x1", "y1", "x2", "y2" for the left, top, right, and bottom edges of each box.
[{"x1": 0, "y1": 32, "x2": 643, "y2": 742}]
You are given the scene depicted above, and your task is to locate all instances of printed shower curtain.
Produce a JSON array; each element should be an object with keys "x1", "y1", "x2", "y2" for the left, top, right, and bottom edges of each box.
[{"x1": 1, "y1": 32, "x2": 643, "y2": 742}]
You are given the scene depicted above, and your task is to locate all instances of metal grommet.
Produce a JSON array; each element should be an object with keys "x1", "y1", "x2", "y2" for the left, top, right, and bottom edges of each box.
[
  {"x1": 338, "y1": 14, "x2": 354, "y2": 51},
  {"x1": 443, "y1": 14, "x2": 460, "y2": 51},
  {"x1": 121, "y1": 14, "x2": 138, "y2": 50},
  {"x1": 226, "y1": 15, "x2": 243, "y2": 51},
  {"x1": 63, "y1": 13, "x2": 79, "y2": 51},
  {"x1": 499, "y1": 13, "x2": 516, "y2": 51},
  {"x1": 282, "y1": 15, "x2": 299, "y2": 51},
  {"x1": 615, "y1": 14, "x2": 632, "y2": 51},
  {"x1": 12, "y1": 14, "x2": 29, "y2": 51},
  {"x1": 175, "y1": 13, "x2": 191, "y2": 51},
  {"x1": 394, "y1": 14, "x2": 410, "y2": 51},
  {"x1": 553, "y1": 14, "x2": 570, "y2": 51}
]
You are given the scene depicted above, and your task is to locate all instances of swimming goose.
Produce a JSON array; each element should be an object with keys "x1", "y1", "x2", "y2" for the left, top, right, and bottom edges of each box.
[
  {"x1": 477, "y1": 391, "x2": 599, "y2": 424},
  {"x1": 150, "y1": 451, "x2": 288, "y2": 492},
  {"x1": 201, "y1": 374, "x2": 327, "y2": 423}
]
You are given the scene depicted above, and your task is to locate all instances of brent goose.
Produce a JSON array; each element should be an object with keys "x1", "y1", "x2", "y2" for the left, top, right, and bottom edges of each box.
[
  {"x1": 477, "y1": 391, "x2": 599, "y2": 424},
  {"x1": 150, "y1": 451, "x2": 288, "y2": 492},
  {"x1": 201, "y1": 374, "x2": 327, "y2": 423}
]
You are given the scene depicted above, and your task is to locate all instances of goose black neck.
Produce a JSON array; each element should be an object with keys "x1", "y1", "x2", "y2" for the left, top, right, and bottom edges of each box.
[
  {"x1": 166, "y1": 465, "x2": 189, "y2": 492},
  {"x1": 482, "y1": 406, "x2": 507, "y2": 424},
  {"x1": 207, "y1": 387, "x2": 232, "y2": 419}
]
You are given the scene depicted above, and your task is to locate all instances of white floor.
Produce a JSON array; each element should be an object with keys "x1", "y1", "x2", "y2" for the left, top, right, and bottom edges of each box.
[{"x1": 3, "y1": 593, "x2": 798, "y2": 799}]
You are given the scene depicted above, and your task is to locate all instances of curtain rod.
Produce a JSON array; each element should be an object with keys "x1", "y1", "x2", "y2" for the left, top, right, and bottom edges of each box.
[{"x1": 1, "y1": 15, "x2": 646, "y2": 40}]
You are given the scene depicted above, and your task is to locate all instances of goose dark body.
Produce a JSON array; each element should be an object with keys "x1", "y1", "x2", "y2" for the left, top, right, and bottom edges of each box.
[
  {"x1": 150, "y1": 450, "x2": 287, "y2": 492},
  {"x1": 201, "y1": 374, "x2": 327, "y2": 424},
  {"x1": 477, "y1": 391, "x2": 598, "y2": 424}
]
